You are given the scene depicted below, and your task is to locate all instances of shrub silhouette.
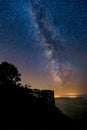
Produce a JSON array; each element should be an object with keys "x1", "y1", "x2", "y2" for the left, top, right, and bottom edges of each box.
[{"x1": 0, "y1": 61, "x2": 21, "y2": 87}]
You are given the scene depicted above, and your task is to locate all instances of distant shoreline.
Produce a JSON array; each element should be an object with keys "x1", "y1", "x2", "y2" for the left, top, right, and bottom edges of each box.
[{"x1": 55, "y1": 95, "x2": 87, "y2": 100}]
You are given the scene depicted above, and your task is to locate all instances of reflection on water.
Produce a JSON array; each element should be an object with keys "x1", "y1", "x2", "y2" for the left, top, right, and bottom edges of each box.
[{"x1": 55, "y1": 98, "x2": 87, "y2": 119}]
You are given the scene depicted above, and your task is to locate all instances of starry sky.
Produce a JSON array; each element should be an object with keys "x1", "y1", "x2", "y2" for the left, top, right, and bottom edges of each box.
[{"x1": 0, "y1": 0, "x2": 87, "y2": 97}]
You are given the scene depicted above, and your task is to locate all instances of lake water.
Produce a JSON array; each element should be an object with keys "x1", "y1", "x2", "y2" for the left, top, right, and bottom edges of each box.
[{"x1": 55, "y1": 98, "x2": 87, "y2": 119}]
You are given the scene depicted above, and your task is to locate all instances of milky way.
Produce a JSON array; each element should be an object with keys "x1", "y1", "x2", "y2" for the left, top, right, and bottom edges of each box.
[
  {"x1": 30, "y1": 0, "x2": 73, "y2": 85},
  {"x1": 29, "y1": 0, "x2": 87, "y2": 86}
]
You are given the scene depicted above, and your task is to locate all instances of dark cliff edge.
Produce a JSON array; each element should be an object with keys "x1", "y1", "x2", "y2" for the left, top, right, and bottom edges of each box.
[
  {"x1": 0, "y1": 62, "x2": 86, "y2": 129},
  {"x1": 0, "y1": 85, "x2": 85, "y2": 129}
]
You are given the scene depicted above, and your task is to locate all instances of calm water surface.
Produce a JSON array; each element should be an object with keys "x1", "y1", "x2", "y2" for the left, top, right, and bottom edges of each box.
[{"x1": 55, "y1": 98, "x2": 87, "y2": 119}]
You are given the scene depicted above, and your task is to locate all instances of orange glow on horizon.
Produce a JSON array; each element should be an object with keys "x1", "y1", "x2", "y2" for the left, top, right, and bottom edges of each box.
[
  {"x1": 55, "y1": 95, "x2": 61, "y2": 98},
  {"x1": 55, "y1": 93, "x2": 80, "y2": 98}
]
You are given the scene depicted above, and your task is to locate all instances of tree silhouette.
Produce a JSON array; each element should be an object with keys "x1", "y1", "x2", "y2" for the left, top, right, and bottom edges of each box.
[{"x1": 0, "y1": 62, "x2": 21, "y2": 86}]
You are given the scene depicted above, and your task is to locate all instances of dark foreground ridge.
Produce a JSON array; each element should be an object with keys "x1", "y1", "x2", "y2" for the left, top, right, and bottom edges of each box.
[
  {"x1": 0, "y1": 86, "x2": 73, "y2": 129},
  {"x1": 0, "y1": 62, "x2": 86, "y2": 129}
]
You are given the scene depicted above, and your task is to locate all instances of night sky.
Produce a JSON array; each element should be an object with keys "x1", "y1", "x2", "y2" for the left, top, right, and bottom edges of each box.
[{"x1": 0, "y1": 0, "x2": 87, "y2": 97}]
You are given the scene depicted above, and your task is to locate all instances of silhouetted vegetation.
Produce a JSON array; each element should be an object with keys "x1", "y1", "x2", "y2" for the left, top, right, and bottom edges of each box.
[
  {"x1": 0, "y1": 62, "x2": 21, "y2": 87},
  {"x1": 0, "y1": 61, "x2": 86, "y2": 129}
]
